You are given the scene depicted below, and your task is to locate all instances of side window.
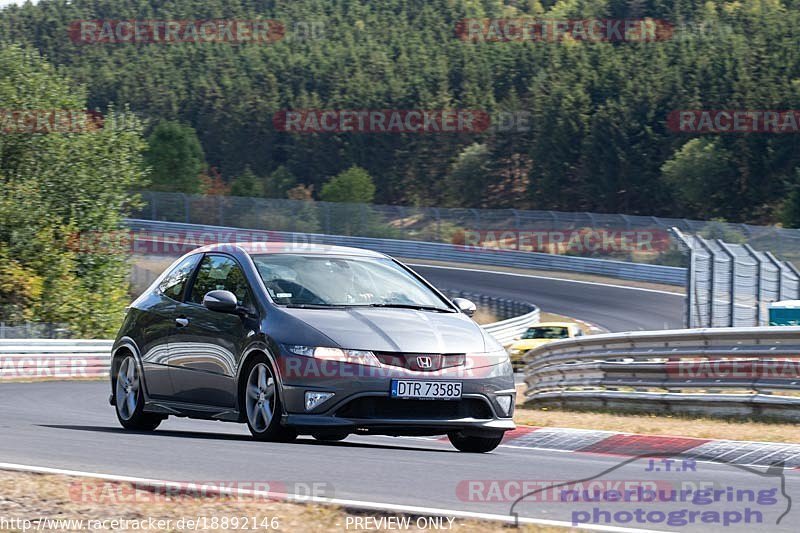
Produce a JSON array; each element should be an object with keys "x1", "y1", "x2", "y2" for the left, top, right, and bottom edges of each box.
[
  {"x1": 157, "y1": 255, "x2": 201, "y2": 301},
  {"x1": 189, "y1": 255, "x2": 253, "y2": 308}
]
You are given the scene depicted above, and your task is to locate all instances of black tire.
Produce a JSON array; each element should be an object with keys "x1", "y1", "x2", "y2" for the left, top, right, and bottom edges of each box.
[
  {"x1": 312, "y1": 433, "x2": 348, "y2": 442},
  {"x1": 447, "y1": 431, "x2": 504, "y2": 453},
  {"x1": 114, "y1": 354, "x2": 164, "y2": 431},
  {"x1": 241, "y1": 355, "x2": 297, "y2": 442}
]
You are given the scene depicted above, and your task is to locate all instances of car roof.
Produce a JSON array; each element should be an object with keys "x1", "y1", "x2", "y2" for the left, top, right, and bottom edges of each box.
[
  {"x1": 528, "y1": 322, "x2": 575, "y2": 328},
  {"x1": 192, "y1": 241, "x2": 388, "y2": 258}
]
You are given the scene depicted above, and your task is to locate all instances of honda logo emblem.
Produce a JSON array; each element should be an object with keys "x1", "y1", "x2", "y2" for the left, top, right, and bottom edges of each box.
[{"x1": 416, "y1": 356, "x2": 433, "y2": 369}]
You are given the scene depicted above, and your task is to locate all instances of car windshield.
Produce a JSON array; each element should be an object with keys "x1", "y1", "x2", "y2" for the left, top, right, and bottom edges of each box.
[
  {"x1": 251, "y1": 254, "x2": 454, "y2": 310},
  {"x1": 522, "y1": 326, "x2": 569, "y2": 339}
]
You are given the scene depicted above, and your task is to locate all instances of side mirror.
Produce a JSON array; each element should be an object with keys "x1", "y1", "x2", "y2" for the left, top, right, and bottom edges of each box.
[
  {"x1": 452, "y1": 297, "x2": 477, "y2": 317},
  {"x1": 203, "y1": 290, "x2": 238, "y2": 313}
]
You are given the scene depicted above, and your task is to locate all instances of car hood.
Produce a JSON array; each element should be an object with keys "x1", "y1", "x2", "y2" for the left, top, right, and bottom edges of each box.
[{"x1": 280, "y1": 307, "x2": 492, "y2": 353}]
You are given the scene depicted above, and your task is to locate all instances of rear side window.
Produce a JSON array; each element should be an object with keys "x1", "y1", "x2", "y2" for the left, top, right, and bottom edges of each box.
[
  {"x1": 189, "y1": 254, "x2": 252, "y2": 307},
  {"x1": 157, "y1": 255, "x2": 201, "y2": 301}
]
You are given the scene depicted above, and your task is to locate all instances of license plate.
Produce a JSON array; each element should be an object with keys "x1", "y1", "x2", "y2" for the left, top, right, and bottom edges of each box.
[{"x1": 390, "y1": 380, "x2": 462, "y2": 400}]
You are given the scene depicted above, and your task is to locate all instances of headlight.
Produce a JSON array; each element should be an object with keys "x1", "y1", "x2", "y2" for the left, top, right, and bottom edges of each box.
[
  {"x1": 287, "y1": 345, "x2": 381, "y2": 367},
  {"x1": 467, "y1": 349, "x2": 510, "y2": 368}
]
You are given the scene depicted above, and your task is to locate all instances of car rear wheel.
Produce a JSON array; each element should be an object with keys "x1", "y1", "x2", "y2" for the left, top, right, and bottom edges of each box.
[
  {"x1": 447, "y1": 431, "x2": 504, "y2": 453},
  {"x1": 243, "y1": 357, "x2": 296, "y2": 442},
  {"x1": 114, "y1": 355, "x2": 163, "y2": 431}
]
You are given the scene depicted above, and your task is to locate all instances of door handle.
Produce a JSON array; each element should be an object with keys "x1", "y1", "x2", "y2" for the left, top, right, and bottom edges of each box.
[{"x1": 175, "y1": 317, "x2": 190, "y2": 328}]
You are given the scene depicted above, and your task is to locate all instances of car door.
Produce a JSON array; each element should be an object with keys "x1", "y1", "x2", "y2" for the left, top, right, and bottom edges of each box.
[
  {"x1": 138, "y1": 254, "x2": 201, "y2": 399},
  {"x1": 169, "y1": 253, "x2": 257, "y2": 407}
]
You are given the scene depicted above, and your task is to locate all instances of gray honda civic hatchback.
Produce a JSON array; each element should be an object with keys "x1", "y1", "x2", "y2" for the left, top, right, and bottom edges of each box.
[{"x1": 110, "y1": 243, "x2": 515, "y2": 452}]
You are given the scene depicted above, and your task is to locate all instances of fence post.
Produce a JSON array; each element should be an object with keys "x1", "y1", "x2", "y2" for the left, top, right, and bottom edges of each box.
[
  {"x1": 149, "y1": 191, "x2": 157, "y2": 220},
  {"x1": 471, "y1": 208, "x2": 481, "y2": 231},
  {"x1": 671, "y1": 228, "x2": 694, "y2": 328},
  {"x1": 716, "y1": 240, "x2": 736, "y2": 327},
  {"x1": 324, "y1": 202, "x2": 331, "y2": 234},
  {"x1": 742, "y1": 244, "x2": 763, "y2": 325},
  {"x1": 765, "y1": 252, "x2": 784, "y2": 301},
  {"x1": 694, "y1": 236, "x2": 716, "y2": 327},
  {"x1": 182, "y1": 193, "x2": 189, "y2": 223},
  {"x1": 360, "y1": 203, "x2": 367, "y2": 235},
  {"x1": 784, "y1": 261, "x2": 800, "y2": 299}
]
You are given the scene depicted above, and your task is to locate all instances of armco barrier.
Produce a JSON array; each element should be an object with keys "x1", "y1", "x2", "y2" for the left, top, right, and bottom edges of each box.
[
  {"x1": 522, "y1": 326, "x2": 800, "y2": 421},
  {"x1": 481, "y1": 311, "x2": 539, "y2": 346},
  {"x1": 440, "y1": 289, "x2": 540, "y2": 344},
  {"x1": 124, "y1": 219, "x2": 687, "y2": 285},
  {"x1": 0, "y1": 340, "x2": 114, "y2": 380}
]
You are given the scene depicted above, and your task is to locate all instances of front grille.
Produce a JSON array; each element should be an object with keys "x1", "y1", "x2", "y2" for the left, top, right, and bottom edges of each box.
[
  {"x1": 373, "y1": 352, "x2": 465, "y2": 372},
  {"x1": 335, "y1": 397, "x2": 493, "y2": 420}
]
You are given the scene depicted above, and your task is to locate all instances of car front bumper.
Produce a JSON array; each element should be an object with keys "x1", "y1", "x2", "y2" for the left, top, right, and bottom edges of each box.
[{"x1": 276, "y1": 355, "x2": 516, "y2": 437}]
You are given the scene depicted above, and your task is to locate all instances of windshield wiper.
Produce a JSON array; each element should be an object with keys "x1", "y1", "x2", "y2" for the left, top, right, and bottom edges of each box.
[
  {"x1": 364, "y1": 303, "x2": 454, "y2": 313},
  {"x1": 284, "y1": 303, "x2": 345, "y2": 309}
]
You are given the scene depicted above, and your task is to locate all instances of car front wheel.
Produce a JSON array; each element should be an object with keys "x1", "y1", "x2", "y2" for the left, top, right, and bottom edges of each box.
[
  {"x1": 447, "y1": 431, "x2": 504, "y2": 453},
  {"x1": 243, "y1": 357, "x2": 296, "y2": 442}
]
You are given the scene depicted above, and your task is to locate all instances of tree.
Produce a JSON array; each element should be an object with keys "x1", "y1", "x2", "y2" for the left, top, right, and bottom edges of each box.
[
  {"x1": 2, "y1": 0, "x2": 800, "y2": 223},
  {"x1": 0, "y1": 45, "x2": 147, "y2": 337},
  {"x1": 442, "y1": 143, "x2": 491, "y2": 207},
  {"x1": 264, "y1": 165, "x2": 298, "y2": 199},
  {"x1": 0, "y1": 244, "x2": 42, "y2": 324},
  {"x1": 661, "y1": 139, "x2": 738, "y2": 219},
  {"x1": 320, "y1": 166, "x2": 376, "y2": 204},
  {"x1": 780, "y1": 169, "x2": 800, "y2": 228},
  {"x1": 230, "y1": 167, "x2": 263, "y2": 197},
  {"x1": 144, "y1": 121, "x2": 204, "y2": 194}
]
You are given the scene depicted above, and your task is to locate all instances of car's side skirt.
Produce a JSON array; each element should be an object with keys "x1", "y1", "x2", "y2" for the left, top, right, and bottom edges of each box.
[{"x1": 144, "y1": 399, "x2": 241, "y2": 422}]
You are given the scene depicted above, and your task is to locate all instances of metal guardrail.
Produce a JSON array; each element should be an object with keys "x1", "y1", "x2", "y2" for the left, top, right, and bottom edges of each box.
[
  {"x1": 0, "y1": 340, "x2": 114, "y2": 380},
  {"x1": 439, "y1": 289, "x2": 540, "y2": 346},
  {"x1": 124, "y1": 219, "x2": 687, "y2": 285},
  {"x1": 0, "y1": 322, "x2": 71, "y2": 339},
  {"x1": 482, "y1": 311, "x2": 540, "y2": 347},
  {"x1": 522, "y1": 326, "x2": 800, "y2": 421}
]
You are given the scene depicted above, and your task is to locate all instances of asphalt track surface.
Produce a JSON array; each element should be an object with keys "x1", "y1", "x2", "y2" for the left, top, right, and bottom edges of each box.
[
  {"x1": 1, "y1": 381, "x2": 798, "y2": 532},
  {"x1": 412, "y1": 264, "x2": 685, "y2": 332}
]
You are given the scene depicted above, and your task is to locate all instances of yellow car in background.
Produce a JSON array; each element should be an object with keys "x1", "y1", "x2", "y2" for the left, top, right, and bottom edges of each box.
[{"x1": 508, "y1": 322, "x2": 584, "y2": 371}]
